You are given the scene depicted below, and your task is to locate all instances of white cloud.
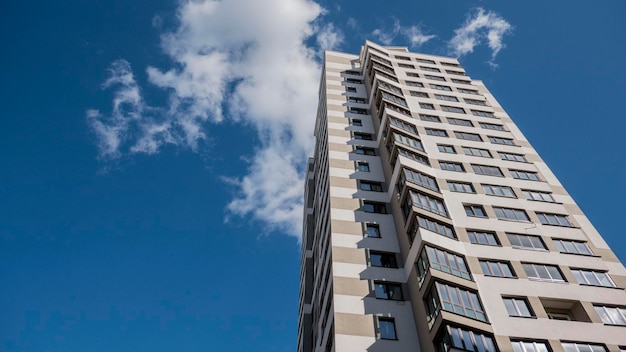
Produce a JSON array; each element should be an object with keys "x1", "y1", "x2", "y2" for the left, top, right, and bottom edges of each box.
[
  {"x1": 88, "y1": 0, "x2": 335, "y2": 238},
  {"x1": 448, "y1": 8, "x2": 513, "y2": 65},
  {"x1": 372, "y1": 18, "x2": 435, "y2": 48}
]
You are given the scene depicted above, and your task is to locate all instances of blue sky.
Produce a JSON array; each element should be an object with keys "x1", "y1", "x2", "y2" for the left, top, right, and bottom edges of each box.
[{"x1": 1, "y1": 0, "x2": 625, "y2": 351}]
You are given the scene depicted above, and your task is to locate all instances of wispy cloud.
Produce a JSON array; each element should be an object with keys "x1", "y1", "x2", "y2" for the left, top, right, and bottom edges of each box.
[
  {"x1": 448, "y1": 8, "x2": 513, "y2": 66},
  {"x1": 87, "y1": 0, "x2": 338, "y2": 238},
  {"x1": 372, "y1": 18, "x2": 435, "y2": 48}
]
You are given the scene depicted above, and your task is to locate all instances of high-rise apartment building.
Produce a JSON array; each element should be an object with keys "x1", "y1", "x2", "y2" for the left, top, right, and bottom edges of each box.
[{"x1": 297, "y1": 41, "x2": 626, "y2": 352}]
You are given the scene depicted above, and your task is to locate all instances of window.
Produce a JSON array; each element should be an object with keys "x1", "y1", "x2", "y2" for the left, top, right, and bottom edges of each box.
[
  {"x1": 357, "y1": 161, "x2": 370, "y2": 172},
  {"x1": 511, "y1": 341, "x2": 550, "y2": 352},
  {"x1": 354, "y1": 132, "x2": 373, "y2": 140},
  {"x1": 355, "y1": 146, "x2": 375, "y2": 155},
  {"x1": 392, "y1": 132, "x2": 424, "y2": 151},
  {"x1": 420, "y1": 66, "x2": 441, "y2": 72},
  {"x1": 420, "y1": 102, "x2": 435, "y2": 110},
  {"x1": 416, "y1": 58, "x2": 436, "y2": 64},
  {"x1": 451, "y1": 78, "x2": 471, "y2": 84},
  {"x1": 455, "y1": 131, "x2": 482, "y2": 141},
  {"x1": 503, "y1": 298, "x2": 533, "y2": 317},
  {"x1": 458, "y1": 87, "x2": 479, "y2": 95},
  {"x1": 494, "y1": 207, "x2": 530, "y2": 221},
  {"x1": 472, "y1": 164, "x2": 503, "y2": 177},
  {"x1": 415, "y1": 215, "x2": 456, "y2": 239},
  {"x1": 537, "y1": 213, "x2": 573, "y2": 227},
  {"x1": 446, "y1": 70, "x2": 465, "y2": 76},
  {"x1": 437, "y1": 325, "x2": 497, "y2": 352},
  {"x1": 410, "y1": 91, "x2": 429, "y2": 98},
  {"x1": 594, "y1": 305, "x2": 626, "y2": 326},
  {"x1": 417, "y1": 246, "x2": 471, "y2": 281},
  {"x1": 429, "y1": 282, "x2": 487, "y2": 321},
  {"x1": 463, "y1": 147, "x2": 491, "y2": 158},
  {"x1": 510, "y1": 170, "x2": 540, "y2": 181},
  {"x1": 435, "y1": 94, "x2": 459, "y2": 102},
  {"x1": 482, "y1": 184, "x2": 516, "y2": 198},
  {"x1": 571, "y1": 269, "x2": 615, "y2": 287},
  {"x1": 448, "y1": 117, "x2": 473, "y2": 126},
  {"x1": 430, "y1": 84, "x2": 452, "y2": 91},
  {"x1": 378, "y1": 80, "x2": 402, "y2": 94},
  {"x1": 448, "y1": 181, "x2": 475, "y2": 193},
  {"x1": 426, "y1": 128, "x2": 448, "y2": 137},
  {"x1": 406, "y1": 72, "x2": 420, "y2": 77},
  {"x1": 523, "y1": 190, "x2": 555, "y2": 202},
  {"x1": 366, "y1": 223, "x2": 380, "y2": 238},
  {"x1": 441, "y1": 61, "x2": 460, "y2": 67},
  {"x1": 348, "y1": 107, "x2": 367, "y2": 114},
  {"x1": 346, "y1": 86, "x2": 357, "y2": 92},
  {"x1": 553, "y1": 239, "x2": 592, "y2": 255},
  {"x1": 507, "y1": 233, "x2": 546, "y2": 250},
  {"x1": 401, "y1": 168, "x2": 439, "y2": 192},
  {"x1": 522, "y1": 263, "x2": 565, "y2": 282},
  {"x1": 442, "y1": 106, "x2": 466, "y2": 114},
  {"x1": 408, "y1": 190, "x2": 448, "y2": 217},
  {"x1": 471, "y1": 110, "x2": 495, "y2": 118},
  {"x1": 363, "y1": 201, "x2": 386, "y2": 213},
  {"x1": 465, "y1": 98, "x2": 487, "y2": 106},
  {"x1": 378, "y1": 318, "x2": 397, "y2": 340},
  {"x1": 351, "y1": 118, "x2": 362, "y2": 126},
  {"x1": 438, "y1": 144, "x2": 456, "y2": 153},
  {"x1": 561, "y1": 342, "x2": 607, "y2": 352},
  {"x1": 425, "y1": 74, "x2": 446, "y2": 81},
  {"x1": 374, "y1": 282, "x2": 403, "y2": 300},
  {"x1": 360, "y1": 181, "x2": 383, "y2": 192},
  {"x1": 406, "y1": 80, "x2": 424, "y2": 87},
  {"x1": 440, "y1": 161, "x2": 465, "y2": 172},
  {"x1": 395, "y1": 55, "x2": 411, "y2": 61},
  {"x1": 390, "y1": 117, "x2": 417, "y2": 134},
  {"x1": 479, "y1": 122, "x2": 505, "y2": 131},
  {"x1": 398, "y1": 63, "x2": 414, "y2": 69},
  {"x1": 420, "y1": 114, "x2": 441, "y2": 122},
  {"x1": 382, "y1": 91, "x2": 408, "y2": 107},
  {"x1": 370, "y1": 251, "x2": 397, "y2": 268},
  {"x1": 465, "y1": 204, "x2": 487, "y2": 217},
  {"x1": 348, "y1": 97, "x2": 366, "y2": 103},
  {"x1": 489, "y1": 136, "x2": 516, "y2": 145},
  {"x1": 480, "y1": 260, "x2": 515, "y2": 278},
  {"x1": 468, "y1": 230, "x2": 499, "y2": 246},
  {"x1": 499, "y1": 152, "x2": 527, "y2": 162},
  {"x1": 397, "y1": 147, "x2": 430, "y2": 166}
]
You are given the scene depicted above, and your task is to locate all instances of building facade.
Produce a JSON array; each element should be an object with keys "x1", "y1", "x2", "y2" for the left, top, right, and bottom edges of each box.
[{"x1": 297, "y1": 41, "x2": 626, "y2": 352}]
